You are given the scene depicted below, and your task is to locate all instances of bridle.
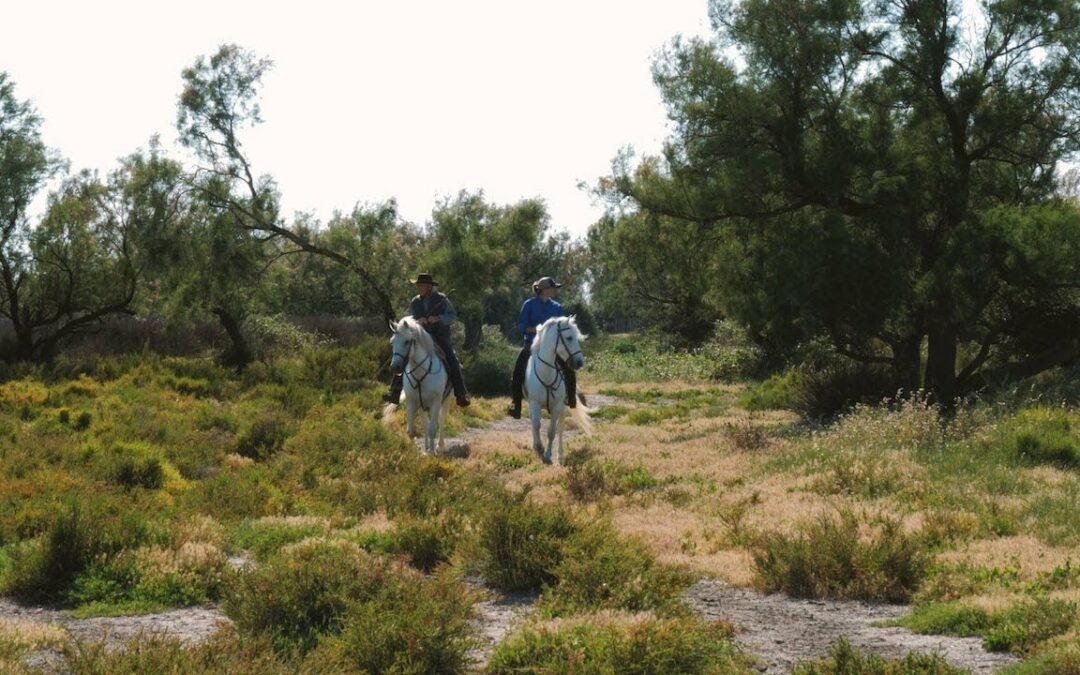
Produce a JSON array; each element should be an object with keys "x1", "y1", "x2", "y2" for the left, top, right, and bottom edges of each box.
[
  {"x1": 533, "y1": 321, "x2": 581, "y2": 409},
  {"x1": 392, "y1": 331, "x2": 445, "y2": 412}
]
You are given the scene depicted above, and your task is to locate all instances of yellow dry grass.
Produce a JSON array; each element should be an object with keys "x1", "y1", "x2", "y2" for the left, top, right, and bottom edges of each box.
[{"x1": 939, "y1": 536, "x2": 1078, "y2": 580}]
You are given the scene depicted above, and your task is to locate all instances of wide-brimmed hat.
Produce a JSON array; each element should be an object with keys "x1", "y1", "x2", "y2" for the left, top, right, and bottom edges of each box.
[
  {"x1": 533, "y1": 277, "x2": 563, "y2": 292},
  {"x1": 410, "y1": 273, "x2": 438, "y2": 285}
]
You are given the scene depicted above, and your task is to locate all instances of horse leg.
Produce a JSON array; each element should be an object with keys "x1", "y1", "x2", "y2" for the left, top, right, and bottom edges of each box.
[
  {"x1": 438, "y1": 401, "x2": 447, "y2": 452},
  {"x1": 544, "y1": 401, "x2": 561, "y2": 465},
  {"x1": 426, "y1": 399, "x2": 440, "y2": 456},
  {"x1": 555, "y1": 408, "x2": 566, "y2": 466},
  {"x1": 405, "y1": 396, "x2": 418, "y2": 439},
  {"x1": 529, "y1": 400, "x2": 544, "y2": 458}
]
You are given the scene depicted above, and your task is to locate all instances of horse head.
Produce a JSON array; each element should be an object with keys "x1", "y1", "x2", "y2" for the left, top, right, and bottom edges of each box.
[
  {"x1": 389, "y1": 318, "x2": 416, "y2": 375},
  {"x1": 556, "y1": 316, "x2": 586, "y2": 370}
]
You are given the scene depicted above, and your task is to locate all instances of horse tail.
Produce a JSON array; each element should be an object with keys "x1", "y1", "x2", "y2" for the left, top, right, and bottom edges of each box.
[
  {"x1": 571, "y1": 398, "x2": 593, "y2": 435},
  {"x1": 381, "y1": 401, "x2": 400, "y2": 426}
]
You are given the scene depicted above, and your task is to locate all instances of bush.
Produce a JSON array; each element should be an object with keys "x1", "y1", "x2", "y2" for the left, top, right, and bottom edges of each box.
[
  {"x1": 104, "y1": 442, "x2": 165, "y2": 490},
  {"x1": 302, "y1": 569, "x2": 474, "y2": 674},
  {"x1": 225, "y1": 539, "x2": 473, "y2": 667},
  {"x1": 740, "y1": 369, "x2": 804, "y2": 411},
  {"x1": 392, "y1": 514, "x2": 459, "y2": 573},
  {"x1": 225, "y1": 539, "x2": 392, "y2": 655},
  {"x1": 488, "y1": 614, "x2": 747, "y2": 674},
  {"x1": 541, "y1": 525, "x2": 693, "y2": 616},
  {"x1": 476, "y1": 496, "x2": 578, "y2": 592},
  {"x1": 230, "y1": 516, "x2": 332, "y2": 562},
  {"x1": 2, "y1": 498, "x2": 158, "y2": 603},
  {"x1": 752, "y1": 510, "x2": 930, "y2": 602},
  {"x1": 983, "y1": 600, "x2": 1078, "y2": 655},
  {"x1": 1004, "y1": 408, "x2": 1079, "y2": 468},
  {"x1": 60, "y1": 630, "x2": 288, "y2": 675},
  {"x1": 794, "y1": 362, "x2": 903, "y2": 420},
  {"x1": 461, "y1": 327, "x2": 518, "y2": 397},
  {"x1": 233, "y1": 414, "x2": 290, "y2": 461},
  {"x1": 792, "y1": 637, "x2": 965, "y2": 674}
]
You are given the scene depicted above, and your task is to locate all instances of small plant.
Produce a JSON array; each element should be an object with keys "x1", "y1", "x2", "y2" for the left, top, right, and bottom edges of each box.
[
  {"x1": 106, "y1": 443, "x2": 166, "y2": 490},
  {"x1": 488, "y1": 614, "x2": 748, "y2": 674},
  {"x1": 392, "y1": 514, "x2": 459, "y2": 573},
  {"x1": 475, "y1": 496, "x2": 578, "y2": 592},
  {"x1": 233, "y1": 414, "x2": 289, "y2": 461},
  {"x1": 752, "y1": 510, "x2": 929, "y2": 602},
  {"x1": 541, "y1": 524, "x2": 693, "y2": 616},
  {"x1": 792, "y1": 637, "x2": 965, "y2": 674},
  {"x1": 724, "y1": 416, "x2": 769, "y2": 451}
]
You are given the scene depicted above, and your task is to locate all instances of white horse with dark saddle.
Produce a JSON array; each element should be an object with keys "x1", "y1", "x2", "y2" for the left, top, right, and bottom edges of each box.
[
  {"x1": 525, "y1": 316, "x2": 590, "y2": 465},
  {"x1": 384, "y1": 317, "x2": 451, "y2": 455}
]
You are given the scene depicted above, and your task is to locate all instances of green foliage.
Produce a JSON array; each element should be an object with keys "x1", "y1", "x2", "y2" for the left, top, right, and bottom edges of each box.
[
  {"x1": 475, "y1": 496, "x2": 578, "y2": 592},
  {"x1": 103, "y1": 442, "x2": 166, "y2": 490},
  {"x1": 59, "y1": 631, "x2": 289, "y2": 675},
  {"x1": 587, "y1": 330, "x2": 759, "y2": 383},
  {"x1": 793, "y1": 362, "x2": 904, "y2": 420},
  {"x1": 792, "y1": 637, "x2": 965, "y2": 674},
  {"x1": 392, "y1": 514, "x2": 459, "y2": 573},
  {"x1": 1, "y1": 497, "x2": 158, "y2": 603},
  {"x1": 540, "y1": 525, "x2": 693, "y2": 617},
  {"x1": 752, "y1": 511, "x2": 930, "y2": 602},
  {"x1": 741, "y1": 369, "x2": 804, "y2": 411},
  {"x1": 460, "y1": 327, "x2": 517, "y2": 396},
  {"x1": 488, "y1": 615, "x2": 747, "y2": 674},
  {"x1": 225, "y1": 538, "x2": 472, "y2": 668},
  {"x1": 1001, "y1": 408, "x2": 1079, "y2": 468},
  {"x1": 897, "y1": 599, "x2": 1080, "y2": 657}
]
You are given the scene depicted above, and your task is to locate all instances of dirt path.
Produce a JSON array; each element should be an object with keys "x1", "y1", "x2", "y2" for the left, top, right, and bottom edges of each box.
[
  {"x1": 686, "y1": 580, "x2": 1018, "y2": 673},
  {"x1": 464, "y1": 579, "x2": 539, "y2": 667}
]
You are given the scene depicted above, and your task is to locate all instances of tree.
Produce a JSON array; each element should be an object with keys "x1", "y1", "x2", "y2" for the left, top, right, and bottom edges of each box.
[
  {"x1": 176, "y1": 44, "x2": 397, "y2": 324},
  {"x1": 424, "y1": 191, "x2": 585, "y2": 349},
  {"x1": 0, "y1": 74, "x2": 165, "y2": 362},
  {"x1": 610, "y1": 0, "x2": 1080, "y2": 400}
]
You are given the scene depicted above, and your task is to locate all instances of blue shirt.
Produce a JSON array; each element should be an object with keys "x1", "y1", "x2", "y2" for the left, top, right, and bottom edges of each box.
[{"x1": 518, "y1": 296, "x2": 565, "y2": 346}]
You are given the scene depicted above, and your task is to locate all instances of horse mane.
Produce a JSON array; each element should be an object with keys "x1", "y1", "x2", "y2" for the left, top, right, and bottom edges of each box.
[
  {"x1": 399, "y1": 316, "x2": 437, "y2": 356},
  {"x1": 531, "y1": 316, "x2": 584, "y2": 352}
]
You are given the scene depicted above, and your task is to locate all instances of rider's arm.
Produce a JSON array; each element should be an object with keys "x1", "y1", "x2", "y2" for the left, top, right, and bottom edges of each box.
[
  {"x1": 435, "y1": 295, "x2": 456, "y2": 325},
  {"x1": 518, "y1": 299, "x2": 534, "y2": 335}
]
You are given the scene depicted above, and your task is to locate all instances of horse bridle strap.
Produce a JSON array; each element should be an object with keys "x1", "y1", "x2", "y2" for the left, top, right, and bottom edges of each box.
[
  {"x1": 394, "y1": 337, "x2": 446, "y2": 412},
  {"x1": 534, "y1": 323, "x2": 578, "y2": 409}
]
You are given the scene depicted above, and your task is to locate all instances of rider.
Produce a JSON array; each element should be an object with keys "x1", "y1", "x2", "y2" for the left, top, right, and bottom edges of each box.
[
  {"x1": 383, "y1": 273, "x2": 470, "y2": 407},
  {"x1": 507, "y1": 276, "x2": 576, "y2": 419}
]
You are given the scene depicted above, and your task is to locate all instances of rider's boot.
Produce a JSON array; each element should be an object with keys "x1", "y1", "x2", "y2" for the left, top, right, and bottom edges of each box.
[
  {"x1": 564, "y1": 362, "x2": 578, "y2": 409},
  {"x1": 448, "y1": 361, "x2": 470, "y2": 407},
  {"x1": 383, "y1": 374, "x2": 404, "y2": 404},
  {"x1": 507, "y1": 347, "x2": 529, "y2": 418}
]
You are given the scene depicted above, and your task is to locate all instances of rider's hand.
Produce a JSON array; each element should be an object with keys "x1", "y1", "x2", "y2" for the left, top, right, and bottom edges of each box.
[
  {"x1": 526, "y1": 327, "x2": 536, "y2": 334},
  {"x1": 427, "y1": 315, "x2": 440, "y2": 324}
]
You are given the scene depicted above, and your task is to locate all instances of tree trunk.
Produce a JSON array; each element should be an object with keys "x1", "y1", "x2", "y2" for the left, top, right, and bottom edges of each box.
[
  {"x1": 463, "y1": 317, "x2": 483, "y2": 352},
  {"x1": 213, "y1": 308, "x2": 252, "y2": 368},
  {"x1": 924, "y1": 325, "x2": 958, "y2": 404},
  {"x1": 891, "y1": 332, "x2": 923, "y2": 393}
]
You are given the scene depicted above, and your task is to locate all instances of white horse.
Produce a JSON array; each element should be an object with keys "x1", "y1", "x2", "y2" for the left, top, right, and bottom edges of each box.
[
  {"x1": 525, "y1": 316, "x2": 590, "y2": 465},
  {"x1": 383, "y1": 317, "x2": 451, "y2": 455}
]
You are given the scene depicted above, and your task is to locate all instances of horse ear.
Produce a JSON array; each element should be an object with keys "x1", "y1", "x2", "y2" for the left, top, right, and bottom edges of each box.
[{"x1": 389, "y1": 320, "x2": 398, "y2": 332}]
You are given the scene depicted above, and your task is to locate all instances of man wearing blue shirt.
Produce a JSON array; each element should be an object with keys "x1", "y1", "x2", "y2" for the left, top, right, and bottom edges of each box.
[{"x1": 507, "y1": 276, "x2": 576, "y2": 418}]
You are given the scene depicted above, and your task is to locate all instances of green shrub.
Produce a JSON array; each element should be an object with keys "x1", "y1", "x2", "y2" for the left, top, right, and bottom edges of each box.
[
  {"x1": 792, "y1": 637, "x2": 965, "y2": 674},
  {"x1": 105, "y1": 442, "x2": 165, "y2": 490},
  {"x1": 233, "y1": 414, "x2": 290, "y2": 461},
  {"x1": 752, "y1": 510, "x2": 929, "y2": 602},
  {"x1": 740, "y1": 369, "x2": 803, "y2": 411},
  {"x1": 461, "y1": 328, "x2": 518, "y2": 397},
  {"x1": 893, "y1": 602, "x2": 995, "y2": 637},
  {"x1": 983, "y1": 600, "x2": 1078, "y2": 655},
  {"x1": 392, "y1": 514, "x2": 459, "y2": 573},
  {"x1": 1001, "y1": 637, "x2": 1080, "y2": 674},
  {"x1": 60, "y1": 630, "x2": 288, "y2": 675},
  {"x1": 226, "y1": 539, "x2": 473, "y2": 665},
  {"x1": 302, "y1": 569, "x2": 474, "y2": 674},
  {"x1": 225, "y1": 539, "x2": 400, "y2": 655},
  {"x1": 1004, "y1": 408, "x2": 1079, "y2": 468},
  {"x1": 794, "y1": 362, "x2": 903, "y2": 420},
  {"x1": 476, "y1": 496, "x2": 578, "y2": 592},
  {"x1": 231, "y1": 517, "x2": 331, "y2": 562},
  {"x1": 2, "y1": 498, "x2": 157, "y2": 603},
  {"x1": 488, "y1": 615, "x2": 747, "y2": 674},
  {"x1": 541, "y1": 525, "x2": 693, "y2": 616}
]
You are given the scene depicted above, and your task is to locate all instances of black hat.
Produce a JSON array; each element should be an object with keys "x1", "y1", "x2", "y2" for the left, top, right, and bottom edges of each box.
[
  {"x1": 533, "y1": 276, "x2": 563, "y2": 292},
  {"x1": 411, "y1": 273, "x2": 438, "y2": 285}
]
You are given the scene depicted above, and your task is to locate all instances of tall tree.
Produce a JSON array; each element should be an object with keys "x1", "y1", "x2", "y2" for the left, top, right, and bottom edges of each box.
[
  {"x1": 0, "y1": 74, "x2": 167, "y2": 362},
  {"x1": 610, "y1": 0, "x2": 1080, "y2": 400},
  {"x1": 176, "y1": 44, "x2": 397, "y2": 324}
]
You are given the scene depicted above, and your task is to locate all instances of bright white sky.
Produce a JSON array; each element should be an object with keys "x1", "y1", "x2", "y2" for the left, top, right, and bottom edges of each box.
[{"x1": 3, "y1": 1, "x2": 713, "y2": 237}]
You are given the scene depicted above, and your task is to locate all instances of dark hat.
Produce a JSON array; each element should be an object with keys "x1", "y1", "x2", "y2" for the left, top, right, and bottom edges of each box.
[
  {"x1": 410, "y1": 273, "x2": 438, "y2": 285},
  {"x1": 533, "y1": 277, "x2": 563, "y2": 292}
]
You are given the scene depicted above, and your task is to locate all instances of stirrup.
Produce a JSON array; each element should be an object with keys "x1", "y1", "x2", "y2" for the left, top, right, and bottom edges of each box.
[{"x1": 507, "y1": 403, "x2": 521, "y2": 419}]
